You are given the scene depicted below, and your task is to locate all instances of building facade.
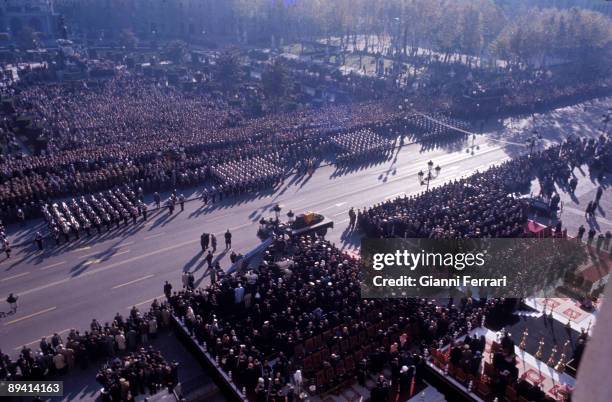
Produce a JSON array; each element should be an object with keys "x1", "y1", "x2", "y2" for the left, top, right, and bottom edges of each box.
[
  {"x1": 53, "y1": 0, "x2": 234, "y2": 39},
  {"x1": 0, "y1": 0, "x2": 58, "y2": 36}
]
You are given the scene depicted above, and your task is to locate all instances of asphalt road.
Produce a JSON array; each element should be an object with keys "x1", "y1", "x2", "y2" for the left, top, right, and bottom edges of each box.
[
  {"x1": 0, "y1": 135, "x2": 515, "y2": 353},
  {"x1": 1, "y1": 95, "x2": 610, "y2": 355}
]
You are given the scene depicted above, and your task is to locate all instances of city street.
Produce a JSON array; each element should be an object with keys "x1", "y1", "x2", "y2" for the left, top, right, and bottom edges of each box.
[{"x1": 0, "y1": 99, "x2": 609, "y2": 355}]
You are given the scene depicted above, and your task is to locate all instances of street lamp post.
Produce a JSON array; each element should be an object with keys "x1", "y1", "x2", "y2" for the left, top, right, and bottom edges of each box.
[
  {"x1": 417, "y1": 160, "x2": 441, "y2": 192},
  {"x1": 467, "y1": 133, "x2": 480, "y2": 155},
  {"x1": 526, "y1": 130, "x2": 542, "y2": 154},
  {"x1": 602, "y1": 112, "x2": 611, "y2": 134}
]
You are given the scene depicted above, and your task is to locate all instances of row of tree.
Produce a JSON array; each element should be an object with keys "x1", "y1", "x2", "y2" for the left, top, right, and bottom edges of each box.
[{"x1": 56, "y1": 0, "x2": 611, "y2": 69}]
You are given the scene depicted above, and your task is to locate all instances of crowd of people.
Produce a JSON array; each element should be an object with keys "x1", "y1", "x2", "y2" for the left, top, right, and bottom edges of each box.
[
  {"x1": 167, "y1": 233, "x2": 510, "y2": 400},
  {"x1": 1, "y1": 300, "x2": 173, "y2": 386},
  {"x1": 41, "y1": 185, "x2": 144, "y2": 244},
  {"x1": 357, "y1": 134, "x2": 611, "y2": 239},
  {"x1": 332, "y1": 129, "x2": 392, "y2": 164},
  {"x1": 96, "y1": 347, "x2": 178, "y2": 402},
  {"x1": 403, "y1": 113, "x2": 470, "y2": 144},
  {"x1": 0, "y1": 68, "x2": 477, "y2": 225},
  {"x1": 210, "y1": 156, "x2": 284, "y2": 194}
]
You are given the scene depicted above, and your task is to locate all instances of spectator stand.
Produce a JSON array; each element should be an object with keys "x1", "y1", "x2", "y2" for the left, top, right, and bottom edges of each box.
[
  {"x1": 429, "y1": 327, "x2": 576, "y2": 402},
  {"x1": 165, "y1": 233, "x2": 505, "y2": 402},
  {"x1": 171, "y1": 314, "x2": 247, "y2": 402}
]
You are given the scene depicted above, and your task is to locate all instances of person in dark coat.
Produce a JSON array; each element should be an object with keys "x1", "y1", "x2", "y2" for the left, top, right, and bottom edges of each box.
[
  {"x1": 35, "y1": 232, "x2": 44, "y2": 250},
  {"x1": 224, "y1": 229, "x2": 232, "y2": 249},
  {"x1": 200, "y1": 233, "x2": 209, "y2": 251},
  {"x1": 399, "y1": 365, "x2": 414, "y2": 399}
]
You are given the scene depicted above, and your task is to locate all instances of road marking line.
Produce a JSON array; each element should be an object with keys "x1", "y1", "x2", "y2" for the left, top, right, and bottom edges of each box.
[
  {"x1": 113, "y1": 250, "x2": 131, "y2": 257},
  {"x1": 335, "y1": 202, "x2": 347, "y2": 207},
  {"x1": 293, "y1": 146, "x2": 507, "y2": 215},
  {"x1": 82, "y1": 250, "x2": 101, "y2": 258},
  {"x1": 15, "y1": 328, "x2": 72, "y2": 350},
  {"x1": 333, "y1": 211, "x2": 347, "y2": 217},
  {"x1": 120, "y1": 241, "x2": 135, "y2": 247},
  {"x1": 5, "y1": 307, "x2": 57, "y2": 326},
  {"x1": 40, "y1": 261, "x2": 66, "y2": 271},
  {"x1": 230, "y1": 222, "x2": 252, "y2": 231},
  {"x1": 1, "y1": 272, "x2": 30, "y2": 282},
  {"x1": 144, "y1": 233, "x2": 164, "y2": 240},
  {"x1": 127, "y1": 294, "x2": 165, "y2": 309},
  {"x1": 112, "y1": 274, "x2": 155, "y2": 290},
  {"x1": 72, "y1": 246, "x2": 91, "y2": 252},
  {"x1": 385, "y1": 192, "x2": 405, "y2": 200},
  {"x1": 3, "y1": 238, "x2": 200, "y2": 299},
  {"x1": 83, "y1": 258, "x2": 102, "y2": 266}
]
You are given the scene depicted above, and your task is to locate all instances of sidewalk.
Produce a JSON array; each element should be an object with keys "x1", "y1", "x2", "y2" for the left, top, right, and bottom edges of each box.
[{"x1": 530, "y1": 167, "x2": 611, "y2": 236}]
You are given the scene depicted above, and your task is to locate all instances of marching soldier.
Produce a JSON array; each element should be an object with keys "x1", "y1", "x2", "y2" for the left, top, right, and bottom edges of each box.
[
  {"x1": 179, "y1": 194, "x2": 185, "y2": 211},
  {"x1": 35, "y1": 231, "x2": 44, "y2": 250}
]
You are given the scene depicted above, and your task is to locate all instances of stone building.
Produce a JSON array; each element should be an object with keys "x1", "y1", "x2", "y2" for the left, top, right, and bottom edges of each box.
[
  {"x1": 0, "y1": 0, "x2": 59, "y2": 36},
  {"x1": 53, "y1": 0, "x2": 234, "y2": 39}
]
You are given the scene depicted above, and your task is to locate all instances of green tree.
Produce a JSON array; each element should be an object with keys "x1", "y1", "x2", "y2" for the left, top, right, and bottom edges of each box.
[
  {"x1": 15, "y1": 26, "x2": 38, "y2": 50},
  {"x1": 216, "y1": 50, "x2": 241, "y2": 92},
  {"x1": 119, "y1": 29, "x2": 137, "y2": 49},
  {"x1": 165, "y1": 40, "x2": 187, "y2": 64},
  {"x1": 262, "y1": 59, "x2": 288, "y2": 100}
]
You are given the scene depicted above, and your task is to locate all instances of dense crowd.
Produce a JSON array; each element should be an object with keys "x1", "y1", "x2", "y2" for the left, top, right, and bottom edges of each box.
[
  {"x1": 0, "y1": 300, "x2": 173, "y2": 387},
  {"x1": 332, "y1": 129, "x2": 392, "y2": 164},
  {"x1": 211, "y1": 156, "x2": 284, "y2": 194},
  {"x1": 358, "y1": 135, "x2": 611, "y2": 239},
  {"x1": 403, "y1": 114, "x2": 470, "y2": 144},
  {"x1": 168, "y1": 234, "x2": 509, "y2": 400},
  {"x1": 0, "y1": 69, "x2": 475, "y2": 224},
  {"x1": 41, "y1": 185, "x2": 145, "y2": 244},
  {"x1": 96, "y1": 347, "x2": 178, "y2": 402}
]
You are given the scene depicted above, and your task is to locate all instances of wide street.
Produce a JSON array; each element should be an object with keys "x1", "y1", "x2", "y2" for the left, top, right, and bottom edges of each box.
[{"x1": 0, "y1": 99, "x2": 610, "y2": 355}]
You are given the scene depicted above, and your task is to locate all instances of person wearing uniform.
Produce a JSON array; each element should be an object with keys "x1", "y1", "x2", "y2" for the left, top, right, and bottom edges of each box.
[
  {"x1": 17, "y1": 208, "x2": 25, "y2": 226},
  {"x1": 6, "y1": 293, "x2": 18, "y2": 312},
  {"x1": 53, "y1": 226, "x2": 61, "y2": 245},
  {"x1": 3, "y1": 238, "x2": 11, "y2": 258},
  {"x1": 35, "y1": 232, "x2": 44, "y2": 250},
  {"x1": 179, "y1": 194, "x2": 185, "y2": 211}
]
